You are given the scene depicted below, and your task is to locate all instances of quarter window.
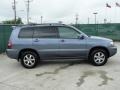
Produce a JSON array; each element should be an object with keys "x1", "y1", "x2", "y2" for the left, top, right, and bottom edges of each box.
[{"x1": 18, "y1": 27, "x2": 34, "y2": 38}]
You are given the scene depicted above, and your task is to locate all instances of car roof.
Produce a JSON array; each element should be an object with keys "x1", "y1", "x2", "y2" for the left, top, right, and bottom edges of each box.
[
  {"x1": 17, "y1": 23, "x2": 67, "y2": 29},
  {"x1": 12, "y1": 23, "x2": 76, "y2": 31}
]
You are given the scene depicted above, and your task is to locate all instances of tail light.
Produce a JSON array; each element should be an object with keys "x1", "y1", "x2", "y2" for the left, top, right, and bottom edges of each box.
[{"x1": 8, "y1": 41, "x2": 12, "y2": 49}]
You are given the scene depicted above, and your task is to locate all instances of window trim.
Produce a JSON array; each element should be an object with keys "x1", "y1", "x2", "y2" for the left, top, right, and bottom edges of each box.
[{"x1": 18, "y1": 26, "x2": 81, "y2": 39}]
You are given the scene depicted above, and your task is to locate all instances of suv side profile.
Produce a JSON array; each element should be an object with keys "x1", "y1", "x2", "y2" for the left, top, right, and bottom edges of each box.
[{"x1": 6, "y1": 23, "x2": 117, "y2": 68}]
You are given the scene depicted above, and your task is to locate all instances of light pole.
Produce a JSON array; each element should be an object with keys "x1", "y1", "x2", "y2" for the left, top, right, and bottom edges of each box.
[
  {"x1": 88, "y1": 17, "x2": 90, "y2": 24},
  {"x1": 27, "y1": 0, "x2": 30, "y2": 24},
  {"x1": 41, "y1": 16, "x2": 43, "y2": 24},
  {"x1": 75, "y1": 14, "x2": 79, "y2": 25},
  {"x1": 104, "y1": 18, "x2": 107, "y2": 24},
  {"x1": 26, "y1": 0, "x2": 33, "y2": 24},
  {"x1": 93, "y1": 12, "x2": 98, "y2": 24},
  {"x1": 12, "y1": 0, "x2": 17, "y2": 24},
  {"x1": 93, "y1": 12, "x2": 98, "y2": 35}
]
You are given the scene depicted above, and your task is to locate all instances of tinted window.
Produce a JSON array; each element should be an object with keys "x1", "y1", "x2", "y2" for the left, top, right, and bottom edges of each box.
[
  {"x1": 58, "y1": 27, "x2": 80, "y2": 39},
  {"x1": 33, "y1": 27, "x2": 58, "y2": 38},
  {"x1": 18, "y1": 27, "x2": 34, "y2": 38}
]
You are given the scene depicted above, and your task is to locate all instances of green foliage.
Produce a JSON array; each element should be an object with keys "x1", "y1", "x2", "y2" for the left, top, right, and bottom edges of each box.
[{"x1": 2, "y1": 17, "x2": 23, "y2": 24}]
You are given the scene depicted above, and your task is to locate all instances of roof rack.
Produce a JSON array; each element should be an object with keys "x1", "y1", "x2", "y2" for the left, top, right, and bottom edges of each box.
[
  {"x1": 12, "y1": 24, "x2": 24, "y2": 29},
  {"x1": 26, "y1": 23, "x2": 65, "y2": 26}
]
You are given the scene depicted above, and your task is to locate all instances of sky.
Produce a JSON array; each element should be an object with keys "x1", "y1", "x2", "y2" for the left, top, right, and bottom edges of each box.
[{"x1": 0, "y1": 0, "x2": 120, "y2": 24}]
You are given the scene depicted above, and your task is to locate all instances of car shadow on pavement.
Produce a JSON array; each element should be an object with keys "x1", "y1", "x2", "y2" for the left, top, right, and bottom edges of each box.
[{"x1": 37, "y1": 59, "x2": 89, "y2": 68}]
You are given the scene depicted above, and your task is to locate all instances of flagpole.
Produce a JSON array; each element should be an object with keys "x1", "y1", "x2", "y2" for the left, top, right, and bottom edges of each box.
[
  {"x1": 105, "y1": 3, "x2": 108, "y2": 24},
  {"x1": 106, "y1": 3, "x2": 112, "y2": 23},
  {"x1": 107, "y1": 5, "x2": 111, "y2": 23},
  {"x1": 116, "y1": 2, "x2": 120, "y2": 23},
  {"x1": 115, "y1": 2, "x2": 117, "y2": 23},
  {"x1": 115, "y1": 3, "x2": 117, "y2": 23}
]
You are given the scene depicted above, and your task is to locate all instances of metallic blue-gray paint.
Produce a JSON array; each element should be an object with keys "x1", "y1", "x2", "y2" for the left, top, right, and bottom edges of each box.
[{"x1": 6, "y1": 24, "x2": 117, "y2": 61}]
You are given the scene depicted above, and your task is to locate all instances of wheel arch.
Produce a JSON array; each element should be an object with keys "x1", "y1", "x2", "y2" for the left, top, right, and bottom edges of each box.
[
  {"x1": 18, "y1": 48, "x2": 40, "y2": 61},
  {"x1": 88, "y1": 46, "x2": 110, "y2": 58}
]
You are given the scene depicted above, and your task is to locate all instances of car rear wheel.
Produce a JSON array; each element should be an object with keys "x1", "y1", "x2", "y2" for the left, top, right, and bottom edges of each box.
[
  {"x1": 21, "y1": 51, "x2": 38, "y2": 69},
  {"x1": 90, "y1": 49, "x2": 108, "y2": 66}
]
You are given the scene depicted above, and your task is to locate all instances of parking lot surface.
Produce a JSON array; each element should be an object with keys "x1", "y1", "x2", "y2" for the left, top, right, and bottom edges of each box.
[{"x1": 0, "y1": 42, "x2": 120, "y2": 90}]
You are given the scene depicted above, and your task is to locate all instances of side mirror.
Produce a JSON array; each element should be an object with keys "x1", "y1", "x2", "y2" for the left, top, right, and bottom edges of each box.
[{"x1": 78, "y1": 35, "x2": 85, "y2": 40}]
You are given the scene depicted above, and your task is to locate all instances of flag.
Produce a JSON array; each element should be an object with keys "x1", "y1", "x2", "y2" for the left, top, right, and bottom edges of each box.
[
  {"x1": 106, "y1": 3, "x2": 111, "y2": 8},
  {"x1": 116, "y1": 2, "x2": 120, "y2": 7}
]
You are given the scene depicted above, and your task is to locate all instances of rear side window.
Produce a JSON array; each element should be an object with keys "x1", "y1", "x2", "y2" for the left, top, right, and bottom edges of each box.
[
  {"x1": 33, "y1": 26, "x2": 59, "y2": 38},
  {"x1": 18, "y1": 27, "x2": 34, "y2": 38}
]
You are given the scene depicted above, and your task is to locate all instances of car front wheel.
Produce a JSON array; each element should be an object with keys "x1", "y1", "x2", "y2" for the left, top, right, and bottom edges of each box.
[{"x1": 90, "y1": 49, "x2": 108, "y2": 66}]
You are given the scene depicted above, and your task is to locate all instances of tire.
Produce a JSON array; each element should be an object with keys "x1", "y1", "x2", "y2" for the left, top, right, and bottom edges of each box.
[
  {"x1": 20, "y1": 51, "x2": 39, "y2": 69},
  {"x1": 89, "y1": 49, "x2": 108, "y2": 66}
]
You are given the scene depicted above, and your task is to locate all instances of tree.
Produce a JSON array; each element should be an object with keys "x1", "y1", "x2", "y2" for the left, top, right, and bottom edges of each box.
[{"x1": 2, "y1": 17, "x2": 23, "y2": 24}]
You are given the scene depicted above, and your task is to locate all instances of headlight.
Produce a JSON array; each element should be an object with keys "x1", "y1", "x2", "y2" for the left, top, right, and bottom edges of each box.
[{"x1": 110, "y1": 41, "x2": 114, "y2": 46}]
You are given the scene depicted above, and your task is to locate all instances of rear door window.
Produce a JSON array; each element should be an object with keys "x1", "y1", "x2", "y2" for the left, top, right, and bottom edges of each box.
[
  {"x1": 33, "y1": 26, "x2": 59, "y2": 38},
  {"x1": 18, "y1": 27, "x2": 34, "y2": 38}
]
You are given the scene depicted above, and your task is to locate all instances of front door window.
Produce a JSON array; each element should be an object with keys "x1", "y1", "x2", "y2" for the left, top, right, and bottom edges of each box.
[{"x1": 58, "y1": 27, "x2": 80, "y2": 39}]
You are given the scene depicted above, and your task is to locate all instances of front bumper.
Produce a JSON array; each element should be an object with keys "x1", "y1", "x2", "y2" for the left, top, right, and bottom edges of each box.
[{"x1": 109, "y1": 46, "x2": 117, "y2": 57}]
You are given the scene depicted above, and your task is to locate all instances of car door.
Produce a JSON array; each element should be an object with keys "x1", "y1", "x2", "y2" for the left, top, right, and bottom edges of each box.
[
  {"x1": 58, "y1": 26, "x2": 87, "y2": 58},
  {"x1": 32, "y1": 26, "x2": 60, "y2": 59}
]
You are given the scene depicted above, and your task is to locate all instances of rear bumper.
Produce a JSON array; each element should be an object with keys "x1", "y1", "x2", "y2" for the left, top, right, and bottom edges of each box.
[
  {"x1": 6, "y1": 49, "x2": 18, "y2": 59},
  {"x1": 109, "y1": 46, "x2": 117, "y2": 57}
]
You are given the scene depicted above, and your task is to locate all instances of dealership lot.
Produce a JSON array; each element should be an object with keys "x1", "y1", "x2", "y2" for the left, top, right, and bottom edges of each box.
[{"x1": 0, "y1": 42, "x2": 120, "y2": 90}]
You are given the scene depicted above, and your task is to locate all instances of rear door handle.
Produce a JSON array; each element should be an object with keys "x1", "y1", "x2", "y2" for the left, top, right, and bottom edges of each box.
[
  {"x1": 61, "y1": 39, "x2": 65, "y2": 42},
  {"x1": 34, "y1": 38, "x2": 39, "y2": 42}
]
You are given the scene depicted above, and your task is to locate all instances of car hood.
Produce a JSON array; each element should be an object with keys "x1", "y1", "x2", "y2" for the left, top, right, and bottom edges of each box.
[{"x1": 90, "y1": 36, "x2": 112, "y2": 42}]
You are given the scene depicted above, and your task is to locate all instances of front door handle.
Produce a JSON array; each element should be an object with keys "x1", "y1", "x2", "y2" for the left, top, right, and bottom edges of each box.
[
  {"x1": 34, "y1": 38, "x2": 39, "y2": 42},
  {"x1": 61, "y1": 39, "x2": 65, "y2": 42}
]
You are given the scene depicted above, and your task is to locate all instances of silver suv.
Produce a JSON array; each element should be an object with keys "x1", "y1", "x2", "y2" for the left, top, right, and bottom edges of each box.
[{"x1": 6, "y1": 23, "x2": 117, "y2": 68}]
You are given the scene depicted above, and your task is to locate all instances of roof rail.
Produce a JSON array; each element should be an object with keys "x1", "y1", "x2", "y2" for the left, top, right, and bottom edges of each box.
[
  {"x1": 11, "y1": 24, "x2": 24, "y2": 29},
  {"x1": 26, "y1": 23, "x2": 65, "y2": 26}
]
